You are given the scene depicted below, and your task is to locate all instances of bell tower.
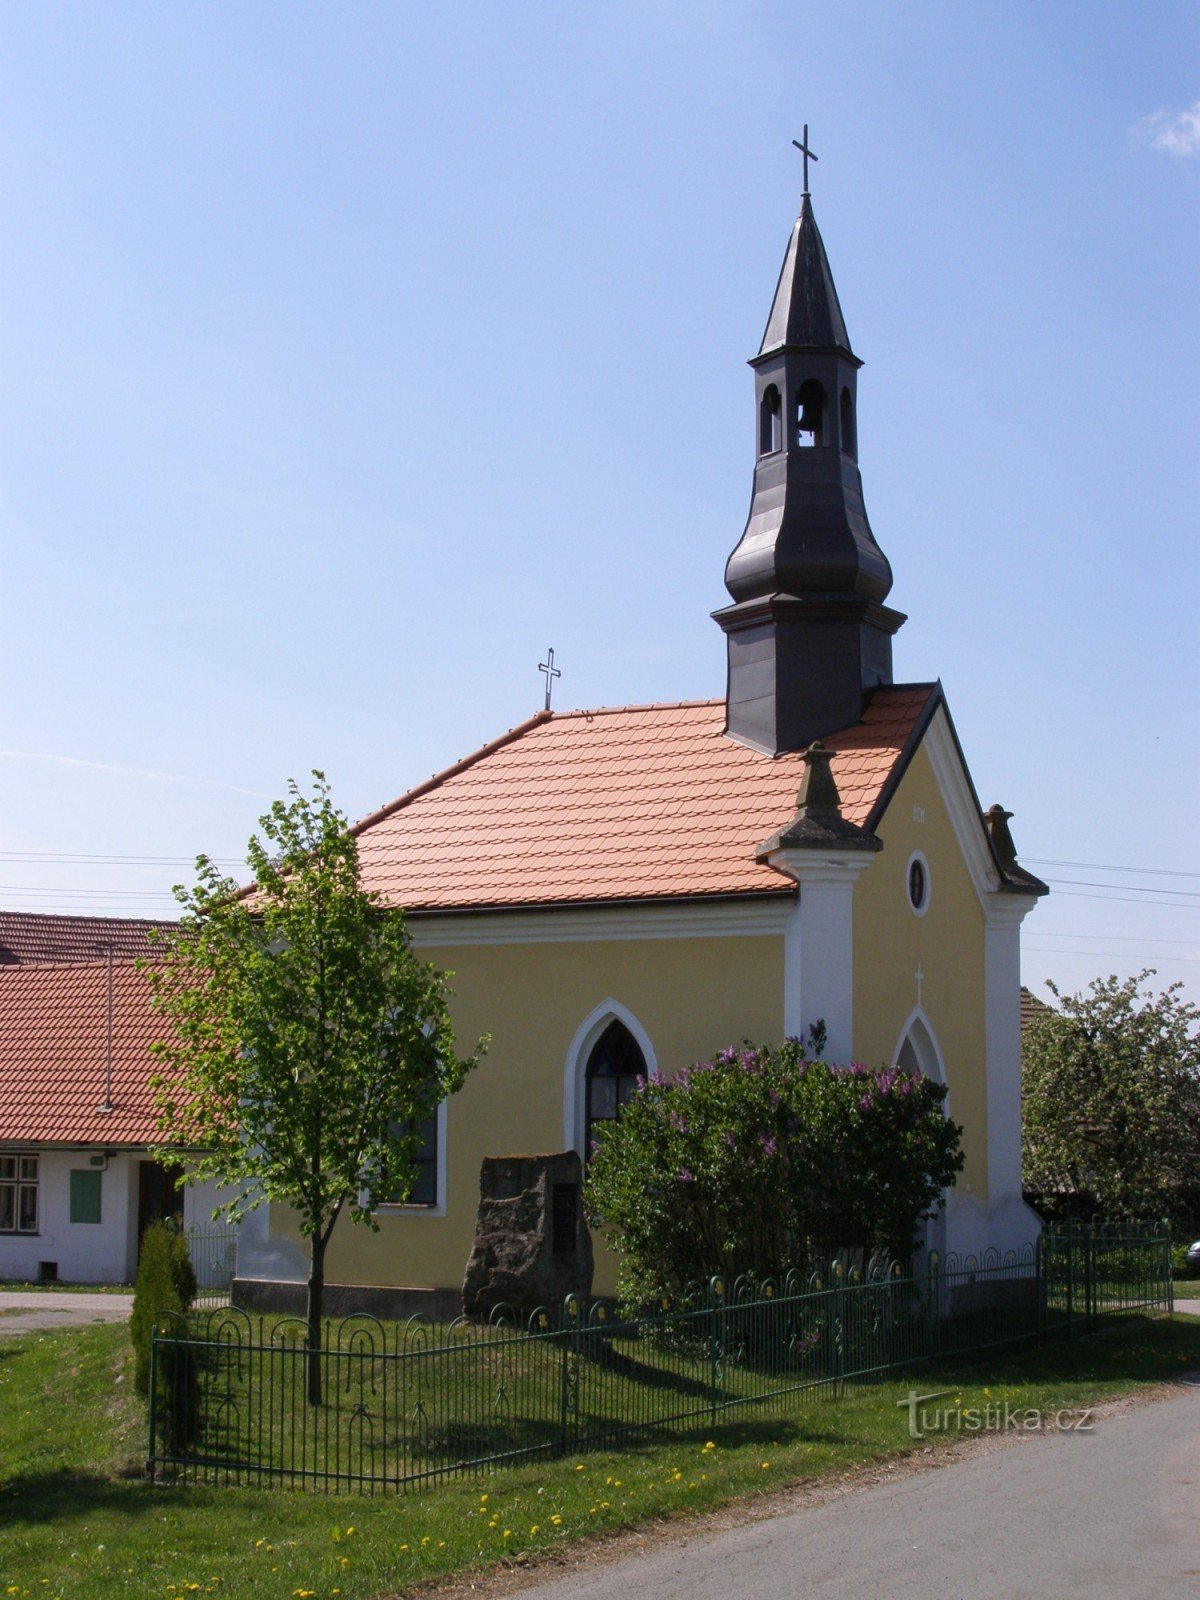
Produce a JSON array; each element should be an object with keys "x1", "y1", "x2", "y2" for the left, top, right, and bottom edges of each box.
[{"x1": 714, "y1": 146, "x2": 905, "y2": 755}]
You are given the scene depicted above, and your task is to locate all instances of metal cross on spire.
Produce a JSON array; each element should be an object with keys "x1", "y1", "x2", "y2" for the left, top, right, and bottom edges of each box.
[
  {"x1": 791, "y1": 125, "x2": 818, "y2": 196},
  {"x1": 538, "y1": 647, "x2": 562, "y2": 711}
]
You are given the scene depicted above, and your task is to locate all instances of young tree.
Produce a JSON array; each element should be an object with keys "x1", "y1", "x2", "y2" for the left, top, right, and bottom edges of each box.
[
  {"x1": 1022, "y1": 971, "x2": 1200, "y2": 1221},
  {"x1": 148, "y1": 774, "x2": 486, "y2": 1402}
]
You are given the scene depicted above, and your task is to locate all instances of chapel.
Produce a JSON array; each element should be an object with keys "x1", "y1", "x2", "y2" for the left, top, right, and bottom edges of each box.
[{"x1": 236, "y1": 170, "x2": 1048, "y2": 1312}]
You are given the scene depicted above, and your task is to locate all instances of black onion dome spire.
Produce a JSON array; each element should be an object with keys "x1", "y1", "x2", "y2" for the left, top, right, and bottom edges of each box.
[{"x1": 714, "y1": 186, "x2": 906, "y2": 756}]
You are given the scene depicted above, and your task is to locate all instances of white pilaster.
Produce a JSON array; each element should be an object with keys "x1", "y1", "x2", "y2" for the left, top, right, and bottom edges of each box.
[
  {"x1": 983, "y1": 895, "x2": 1039, "y2": 1207},
  {"x1": 769, "y1": 850, "x2": 877, "y2": 1062}
]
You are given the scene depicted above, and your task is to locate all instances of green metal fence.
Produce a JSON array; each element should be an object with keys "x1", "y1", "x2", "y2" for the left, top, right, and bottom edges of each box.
[
  {"x1": 148, "y1": 1224, "x2": 1172, "y2": 1493},
  {"x1": 183, "y1": 1224, "x2": 238, "y2": 1308}
]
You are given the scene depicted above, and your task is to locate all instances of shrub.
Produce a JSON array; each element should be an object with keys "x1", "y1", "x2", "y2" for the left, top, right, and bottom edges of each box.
[
  {"x1": 584, "y1": 1038, "x2": 963, "y2": 1307},
  {"x1": 130, "y1": 1220, "x2": 197, "y2": 1397}
]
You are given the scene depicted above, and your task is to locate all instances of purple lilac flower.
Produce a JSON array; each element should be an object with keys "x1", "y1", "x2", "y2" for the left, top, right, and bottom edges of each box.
[{"x1": 676, "y1": 1167, "x2": 694, "y2": 1184}]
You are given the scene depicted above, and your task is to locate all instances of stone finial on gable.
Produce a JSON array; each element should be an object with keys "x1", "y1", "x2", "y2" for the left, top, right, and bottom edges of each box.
[
  {"x1": 983, "y1": 804, "x2": 1019, "y2": 868},
  {"x1": 755, "y1": 741, "x2": 883, "y2": 860},
  {"x1": 983, "y1": 803, "x2": 1050, "y2": 896}
]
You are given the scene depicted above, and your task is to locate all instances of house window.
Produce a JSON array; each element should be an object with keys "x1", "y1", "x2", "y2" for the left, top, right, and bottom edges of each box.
[
  {"x1": 0, "y1": 1154, "x2": 39, "y2": 1234},
  {"x1": 585, "y1": 1020, "x2": 646, "y2": 1155},
  {"x1": 382, "y1": 1109, "x2": 440, "y2": 1207}
]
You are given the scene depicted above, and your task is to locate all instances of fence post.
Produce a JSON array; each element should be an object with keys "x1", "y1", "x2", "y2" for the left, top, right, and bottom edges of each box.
[
  {"x1": 146, "y1": 1325, "x2": 159, "y2": 1484},
  {"x1": 709, "y1": 1276, "x2": 725, "y2": 1428},
  {"x1": 1084, "y1": 1224, "x2": 1095, "y2": 1335},
  {"x1": 1163, "y1": 1220, "x2": 1174, "y2": 1315},
  {"x1": 1068, "y1": 1222, "x2": 1076, "y2": 1337},
  {"x1": 559, "y1": 1295, "x2": 580, "y2": 1457}
]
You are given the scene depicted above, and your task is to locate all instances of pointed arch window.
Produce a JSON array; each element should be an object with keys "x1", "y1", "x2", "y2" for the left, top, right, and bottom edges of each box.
[{"x1": 585, "y1": 1020, "x2": 646, "y2": 1155}]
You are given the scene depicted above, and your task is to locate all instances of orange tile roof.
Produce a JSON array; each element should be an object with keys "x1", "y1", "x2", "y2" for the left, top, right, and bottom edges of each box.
[
  {"x1": 354, "y1": 686, "x2": 937, "y2": 912},
  {"x1": 0, "y1": 961, "x2": 174, "y2": 1146},
  {"x1": 0, "y1": 912, "x2": 177, "y2": 967}
]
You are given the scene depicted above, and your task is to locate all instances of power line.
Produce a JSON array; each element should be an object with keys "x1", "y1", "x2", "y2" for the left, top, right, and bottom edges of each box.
[
  {"x1": 0, "y1": 886, "x2": 179, "y2": 900},
  {"x1": 1026, "y1": 857, "x2": 1200, "y2": 880},
  {"x1": 1023, "y1": 949, "x2": 1200, "y2": 964},
  {"x1": 1043, "y1": 877, "x2": 1200, "y2": 900},
  {"x1": 1026, "y1": 931, "x2": 1199, "y2": 947},
  {"x1": 1048, "y1": 890, "x2": 1199, "y2": 911},
  {"x1": 0, "y1": 851, "x2": 244, "y2": 867}
]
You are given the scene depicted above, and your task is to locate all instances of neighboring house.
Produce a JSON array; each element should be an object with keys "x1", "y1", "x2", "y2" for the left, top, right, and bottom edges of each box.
[
  {"x1": 0, "y1": 917, "x2": 226, "y2": 1284},
  {"x1": 237, "y1": 185, "x2": 1049, "y2": 1313},
  {"x1": 0, "y1": 910, "x2": 177, "y2": 966},
  {"x1": 1020, "y1": 985, "x2": 1054, "y2": 1034}
]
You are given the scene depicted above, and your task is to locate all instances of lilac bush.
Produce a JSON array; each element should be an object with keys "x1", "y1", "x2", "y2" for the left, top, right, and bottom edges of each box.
[{"x1": 584, "y1": 1038, "x2": 963, "y2": 1305}]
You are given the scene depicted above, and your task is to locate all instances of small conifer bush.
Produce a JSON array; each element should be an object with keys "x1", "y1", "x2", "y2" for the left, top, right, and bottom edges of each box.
[{"x1": 130, "y1": 1220, "x2": 197, "y2": 1396}]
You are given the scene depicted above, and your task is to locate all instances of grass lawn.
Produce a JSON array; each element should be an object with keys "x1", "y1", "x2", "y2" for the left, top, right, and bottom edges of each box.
[{"x1": 1, "y1": 1315, "x2": 1197, "y2": 1600}]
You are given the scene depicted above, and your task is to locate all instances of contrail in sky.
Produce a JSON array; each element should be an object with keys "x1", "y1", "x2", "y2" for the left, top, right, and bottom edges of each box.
[{"x1": 0, "y1": 750, "x2": 274, "y2": 800}]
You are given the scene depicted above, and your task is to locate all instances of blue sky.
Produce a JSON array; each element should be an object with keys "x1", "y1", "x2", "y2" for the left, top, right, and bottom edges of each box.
[{"x1": 2, "y1": 2, "x2": 1197, "y2": 1005}]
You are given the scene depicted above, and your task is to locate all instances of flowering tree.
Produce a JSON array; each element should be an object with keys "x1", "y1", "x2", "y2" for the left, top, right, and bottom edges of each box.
[
  {"x1": 583, "y1": 1038, "x2": 963, "y2": 1306},
  {"x1": 1022, "y1": 971, "x2": 1200, "y2": 1221},
  {"x1": 148, "y1": 774, "x2": 486, "y2": 1403}
]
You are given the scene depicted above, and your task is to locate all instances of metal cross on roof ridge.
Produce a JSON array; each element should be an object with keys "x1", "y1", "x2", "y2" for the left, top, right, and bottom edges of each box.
[
  {"x1": 539, "y1": 647, "x2": 562, "y2": 711},
  {"x1": 792, "y1": 125, "x2": 818, "y2": 196}
]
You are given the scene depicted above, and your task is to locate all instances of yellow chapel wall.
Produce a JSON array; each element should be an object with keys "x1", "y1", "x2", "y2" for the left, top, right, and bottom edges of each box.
[
  {"x1": 296, "y1": 931, "x2": 785, "y2": 1296},
  {"x1": 852, "y1": 741, "x2": 990, "y2": 1204}
]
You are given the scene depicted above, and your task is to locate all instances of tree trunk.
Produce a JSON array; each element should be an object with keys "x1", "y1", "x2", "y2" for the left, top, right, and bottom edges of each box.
[{"x1": 306, "y1": 1235, "x2": 325, "y2": 1407}]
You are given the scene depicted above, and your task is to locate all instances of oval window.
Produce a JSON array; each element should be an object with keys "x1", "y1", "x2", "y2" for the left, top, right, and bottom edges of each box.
[{"x1": 907, "y1": 852, "x2": 930, "y2": 915}]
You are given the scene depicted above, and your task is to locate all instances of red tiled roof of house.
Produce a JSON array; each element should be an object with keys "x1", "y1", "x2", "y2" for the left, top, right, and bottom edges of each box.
[
  {"x1": 1020, "y1": 985, "x2": 1055, "y2": 1032},
  {"x1": 0, "y1": 961, "x2": 174, "y2": 1146},
  {"x1": 353, "y1": 686, "x2": 937, "y2": 912},
  {"x1": 0, "y1": 912, "x2": 177, "y2": 967}
]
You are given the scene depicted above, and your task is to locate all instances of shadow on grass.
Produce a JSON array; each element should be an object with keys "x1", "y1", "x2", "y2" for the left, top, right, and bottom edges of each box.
[{"x1": 1, "y1": 1469, "x2": 157, "y2": 1529}]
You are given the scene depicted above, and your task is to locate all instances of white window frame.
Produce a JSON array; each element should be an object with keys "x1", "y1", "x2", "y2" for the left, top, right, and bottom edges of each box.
[
  {"x1": 906, "y1": 849, "x2": 931, "y2": 917},
  {"x1": 370, "y1": 1098, "x2": 448, "y2": 1219},
  {"x1": 562, "y1": 1000, "x2": 658, "y2": 1157},
  {"x1": 0, "y1": 1151, "x2": 40, "y2": 1235}
]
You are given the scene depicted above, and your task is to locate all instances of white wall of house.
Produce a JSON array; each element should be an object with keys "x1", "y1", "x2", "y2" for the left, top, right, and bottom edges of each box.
[{"x1": 0, "y1": 1149, "x2": 232, "y2": 1284}]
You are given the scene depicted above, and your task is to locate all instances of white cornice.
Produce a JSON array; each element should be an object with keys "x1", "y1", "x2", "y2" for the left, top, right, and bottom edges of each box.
[
  {"x1": 919, "y1": 707, "x2": 1004, "y2": 913},
  {"x1": 766, "y1": 849, "x2": 879, "y2": 887},
  {"x1": 409, "y1": 898, "x2": 793, "y2": 948}
]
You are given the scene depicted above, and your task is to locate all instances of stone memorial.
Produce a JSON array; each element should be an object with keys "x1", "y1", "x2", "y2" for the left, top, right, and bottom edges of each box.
[{"x1": 461, "y1": 1151, "x2": 593, "y2": 1319}]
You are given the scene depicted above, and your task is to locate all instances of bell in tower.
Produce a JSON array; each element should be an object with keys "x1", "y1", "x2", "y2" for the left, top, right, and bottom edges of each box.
[{"x1": 713, "y1": 140, "x2": 906, "y2": 756}]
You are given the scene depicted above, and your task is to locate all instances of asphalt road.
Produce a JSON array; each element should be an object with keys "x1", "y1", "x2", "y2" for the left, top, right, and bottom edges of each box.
[
  {"x1": 507, "y1": 1378, "x2": 1200, "y2": 1600},
  {"x1": 0, "y1": 1290, "x2": 134, "y2": 1337}
]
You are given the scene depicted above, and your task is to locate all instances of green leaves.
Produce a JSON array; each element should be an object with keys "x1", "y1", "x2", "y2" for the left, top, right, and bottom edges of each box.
[
  {"x1": 583, "y1": 1041, "x2": 963, "y2": 1306},
  {"x1": 1022, "y1": 972, "x2": 1200, "y2": 1221},
  {"x1": 146, "y1": 772, "x2": 486, "y2": 1248}
]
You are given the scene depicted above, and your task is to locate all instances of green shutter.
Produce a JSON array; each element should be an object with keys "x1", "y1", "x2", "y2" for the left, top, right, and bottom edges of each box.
[{"x1": 69, "y1": 1169, "x2": 102, "y2": 1225}]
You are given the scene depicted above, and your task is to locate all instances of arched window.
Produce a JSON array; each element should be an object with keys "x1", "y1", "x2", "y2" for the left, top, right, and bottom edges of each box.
[
  {"x1": 796, "y1": 380, "x2": 825, "y2": 446},
  {"x1": 759, "y1": 385, "x2": 782, "y2": 455},
  {"x1": 840, "y1": 386, "x2": 856, "y2": 458},
  {"x1": 894, "y1": 1013, "x2": 949, "y2": 1258},
  {"x1": 585, "y1": 1019, "x2": 646, "y2": 1155},
  {"x1": 894, "y1": 1013, "x2": 945, "y2": 1087}
]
